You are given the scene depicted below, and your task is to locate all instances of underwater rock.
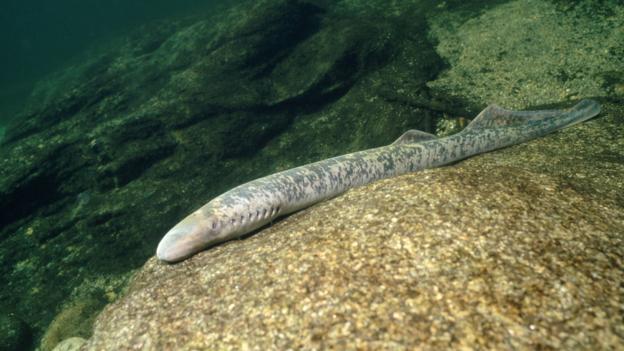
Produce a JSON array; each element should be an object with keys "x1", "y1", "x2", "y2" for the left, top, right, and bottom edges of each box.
[
  {"x1": 427, "y1": 0, "x2": 624, "y2": 108},
  {"x1": 84, "y1": 100, "x2": 624, "y2": 349},
  {"x1": 50, "y1": 337, "x2": 85, "y2": 351},
  {"x1": 2, "y1": 0, "x2": 623, "y2": 349},
  {"x1": 0, "y1": 0, "x2": 444, "y2": 348},
  {"x1": 39, "y1": 298, "x2": 102, "y2": 351}
]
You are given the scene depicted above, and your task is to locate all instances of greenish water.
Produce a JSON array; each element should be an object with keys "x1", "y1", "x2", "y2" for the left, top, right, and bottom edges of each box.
[{"x1": 0, "y1": 0, "x2": 236, "y2": 125}]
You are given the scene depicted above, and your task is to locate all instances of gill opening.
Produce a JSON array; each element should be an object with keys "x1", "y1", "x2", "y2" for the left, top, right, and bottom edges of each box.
[{"x1": 224, "y1": 204, "x2": 283, "y2": 229}]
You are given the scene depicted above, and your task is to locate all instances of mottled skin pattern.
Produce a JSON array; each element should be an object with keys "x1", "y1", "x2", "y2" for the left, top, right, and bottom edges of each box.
[{"x1": 157, "y1": 99, "x2": 600, "y2": 262}]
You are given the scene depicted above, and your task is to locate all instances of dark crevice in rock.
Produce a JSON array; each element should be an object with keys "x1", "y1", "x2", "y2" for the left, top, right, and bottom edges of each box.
[
  {"x1": 233, "y1": 4, "x2": 324, "y2": 75},
  {"x1": 0, "y1": 142, "x2": 83, "y2": 229},
  {"x1": 0, "y1": 171, "x2": 63, "y2": 231}
]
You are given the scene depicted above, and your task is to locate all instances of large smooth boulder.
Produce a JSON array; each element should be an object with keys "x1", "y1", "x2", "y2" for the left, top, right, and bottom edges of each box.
[{"x1": 84, "y1": 100, "x2": 623, "y2": 349}]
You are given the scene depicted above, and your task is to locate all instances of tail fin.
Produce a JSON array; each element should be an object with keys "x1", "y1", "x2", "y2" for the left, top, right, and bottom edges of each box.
[{"x1": 463, "y1": 99, "x2": 601, "y2": 132}]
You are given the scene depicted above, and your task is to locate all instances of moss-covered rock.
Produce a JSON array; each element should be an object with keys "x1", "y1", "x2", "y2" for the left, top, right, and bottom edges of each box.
[
  {"x1": 39, "y1": 297, "x2": 105, "y2": 351},
  {"x1": 0, "y1": 0, "x2": 447, "y2": 348}
]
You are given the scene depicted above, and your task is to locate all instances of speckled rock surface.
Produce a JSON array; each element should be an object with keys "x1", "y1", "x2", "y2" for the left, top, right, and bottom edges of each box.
[
  {"x1": 84, "y1": 101, "x2": 623, "y2": 349},
  {"x1": 51, "y1": 337, "x2": 85, "y2": 351},
  {"x1": 427, "y1": 0, "x2": 624, "y2": 108}
]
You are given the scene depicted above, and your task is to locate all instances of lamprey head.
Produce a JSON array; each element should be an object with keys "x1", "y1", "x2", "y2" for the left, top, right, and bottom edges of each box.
[{"x1": 156, "y1": 211, "x2": 217, "y2": 263}]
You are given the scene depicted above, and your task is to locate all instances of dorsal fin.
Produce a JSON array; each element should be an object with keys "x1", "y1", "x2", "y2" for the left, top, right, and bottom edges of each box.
[
  {"x1": 392, "y1": 129, "x2": 437, "y2": 145},
  {"x1": 464, "y1": 103, "x2": 579, "y2": 131}
]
